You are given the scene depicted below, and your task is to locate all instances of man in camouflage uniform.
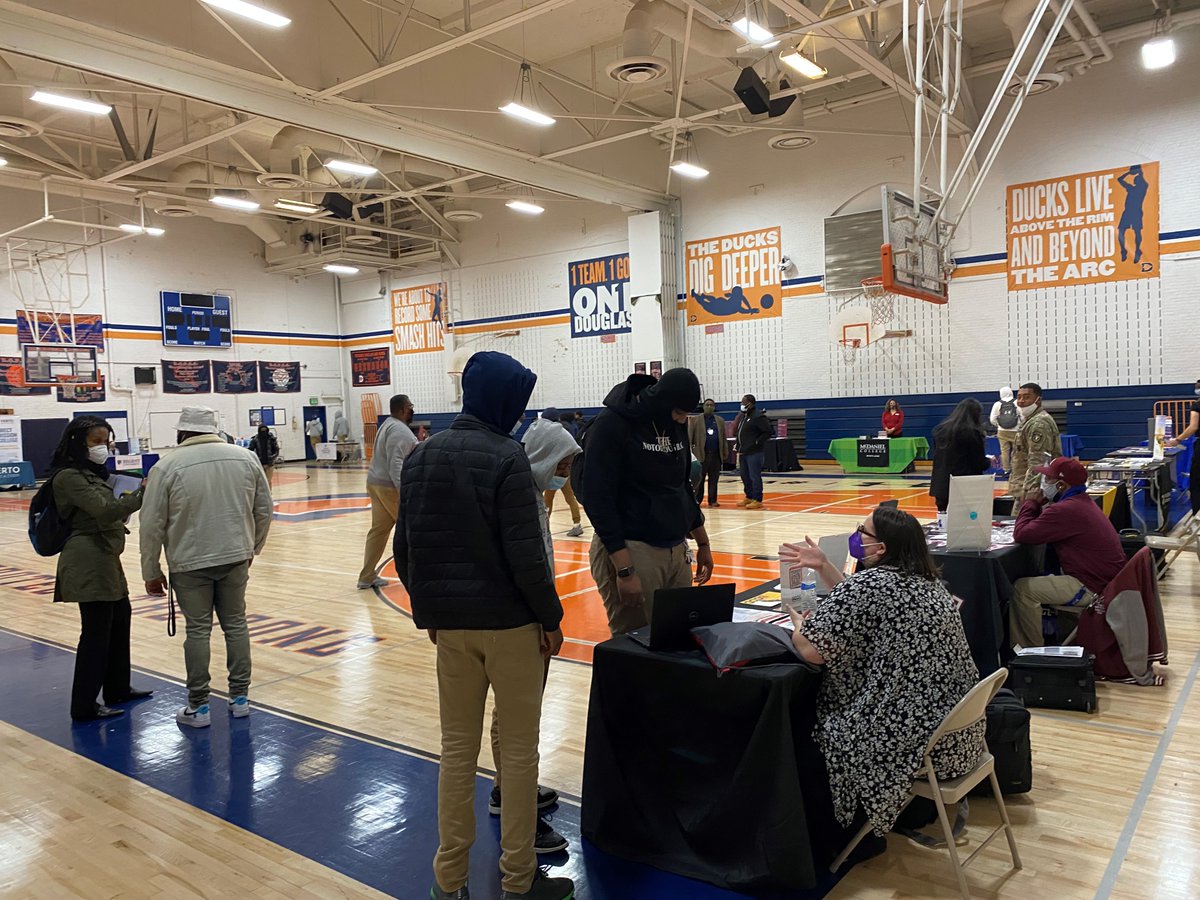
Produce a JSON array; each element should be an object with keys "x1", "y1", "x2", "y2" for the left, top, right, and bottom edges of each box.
[{"x1": 1010, "y1": 382, "x2": 1062, "y2": 501}]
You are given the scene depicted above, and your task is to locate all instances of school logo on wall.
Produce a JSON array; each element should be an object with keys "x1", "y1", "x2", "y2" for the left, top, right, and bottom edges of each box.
[
  {"x1": 392, "y1": 282, "x2": 446, "y2": 355},
  {"x1": 568, "y1": 253, "x2": 630, "y2": 339},
  {"x1": 685, "y1": 227, "x2": 782, "y2": 327},
  {"x1": 1007, "y1": 162, "x2": 1160, "y2": 291}
]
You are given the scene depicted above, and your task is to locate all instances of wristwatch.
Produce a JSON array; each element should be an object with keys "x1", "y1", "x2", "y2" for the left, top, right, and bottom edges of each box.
[{"x1": 616, "y1": 566, "x2": 636, "y2": 579}]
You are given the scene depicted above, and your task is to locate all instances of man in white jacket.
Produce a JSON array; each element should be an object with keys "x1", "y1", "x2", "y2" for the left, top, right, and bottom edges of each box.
[
  {"x1": 141, "y1": 407, "x2": 272, "y2": 728},
  {"x1": 989, "y1": 386, "x2": 1021, "y2": 476},
  {"x1": 357, "y1": 393, "x2": 418, "y2": 589}
]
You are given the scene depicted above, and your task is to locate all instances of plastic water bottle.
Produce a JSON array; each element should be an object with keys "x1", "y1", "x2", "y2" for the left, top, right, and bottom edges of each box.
[{"x1": 781, "y1": 562, "x2": 819, "y2": 615}]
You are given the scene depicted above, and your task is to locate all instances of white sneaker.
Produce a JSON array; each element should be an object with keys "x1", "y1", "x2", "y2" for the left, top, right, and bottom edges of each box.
[
  {"x1": 229, "y1": 696, "x2": 250, "y2": 718},
  {"x1": 566, "y1": 524, "x2": 584, "y2": 537},
  {"x1": 356, "y1": 576, "x2": 389, "y2": 590},
  {"x1": 177, "y1": 704, "x2": 211, "y2": 728}
]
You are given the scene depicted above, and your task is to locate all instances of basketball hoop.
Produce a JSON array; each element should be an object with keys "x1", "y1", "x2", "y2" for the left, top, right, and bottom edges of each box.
[
  {"x1": 861, "y1": 277, "x2": 897, "y2": 326},
  {"x1": 838, "y1": 338, "x2": 861, "y2": 365}
]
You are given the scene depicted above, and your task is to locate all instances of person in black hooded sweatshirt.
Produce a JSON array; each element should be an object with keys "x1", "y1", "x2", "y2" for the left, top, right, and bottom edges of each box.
[{"x1": 579, "y1": 367, "x2": 714, "y2": 635}]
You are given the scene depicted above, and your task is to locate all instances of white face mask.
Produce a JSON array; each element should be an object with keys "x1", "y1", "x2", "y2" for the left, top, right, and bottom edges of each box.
[
  {"x1": 739, "y1": 404, "x2": 748, "y2": 413},
  {"x1": 1041, "y1": 476, "x2": 1059, "y2": 501},
  {"x1": 87, "y1": 444, "x2": 110, "y2": 465},
  {"x1": 1018, "y1": 402, "x2": 1036, "y2": 419},
  {"x1": 547, "y1": 475, "x2": 567, "y2": 491}
]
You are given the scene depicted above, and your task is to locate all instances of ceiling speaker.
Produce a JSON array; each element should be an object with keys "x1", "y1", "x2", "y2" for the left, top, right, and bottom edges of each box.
[
  {"x1": 769, "y1": 77, "x2": 796, "y2": 118},
  {"x1": 734, "y1": 66, "x2": 770, "y2": 116}
]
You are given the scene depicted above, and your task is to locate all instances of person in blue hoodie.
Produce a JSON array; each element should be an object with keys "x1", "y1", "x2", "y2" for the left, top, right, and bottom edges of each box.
[{"x1": 394, "y1": 352, "x2": 572, "y2": 900}]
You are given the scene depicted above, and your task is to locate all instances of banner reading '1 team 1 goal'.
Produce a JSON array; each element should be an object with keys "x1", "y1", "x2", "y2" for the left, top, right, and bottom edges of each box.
[{"x1": 1006, "y1": 162, "x2": 1159, "y2": 291}]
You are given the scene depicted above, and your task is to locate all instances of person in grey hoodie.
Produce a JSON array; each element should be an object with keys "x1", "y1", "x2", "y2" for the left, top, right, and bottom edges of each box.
[{"x1": 357, "y1": 394, "x2": 418, "y2": 589}]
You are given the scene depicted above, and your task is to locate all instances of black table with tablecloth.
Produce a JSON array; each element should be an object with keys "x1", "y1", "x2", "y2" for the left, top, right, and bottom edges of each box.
[
  {"x1": 581, "y1": 636, "x2": 844, "y2": 893},
  {"x1": 932, "y1": 542, "x2": 1045, "y2": 676},
  {"x1": 764, "y1": 437, "x2": 801, "y2": 472}
]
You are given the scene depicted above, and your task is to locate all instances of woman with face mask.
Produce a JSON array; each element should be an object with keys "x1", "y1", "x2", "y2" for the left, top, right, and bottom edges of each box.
[
  {"x1": 1165, "y1": 378, "x2": 1200, "y2": 514},
  {"x1": 777, "y1": 506, "x2": 983, "y2": 858},
  {"x1": 49, "y1": 416, "x2": 149, "y2": 721}
]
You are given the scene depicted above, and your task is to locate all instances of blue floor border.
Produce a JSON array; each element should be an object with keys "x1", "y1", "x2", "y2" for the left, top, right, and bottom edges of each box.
[{"x1": 0, "y1": 629, "x2": 833, "y2": 900}]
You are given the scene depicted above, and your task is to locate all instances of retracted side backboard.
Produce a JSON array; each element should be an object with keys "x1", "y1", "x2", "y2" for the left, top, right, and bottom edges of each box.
[{"x1": 21, "y1": 343, "x2": 100, "y2": 386}]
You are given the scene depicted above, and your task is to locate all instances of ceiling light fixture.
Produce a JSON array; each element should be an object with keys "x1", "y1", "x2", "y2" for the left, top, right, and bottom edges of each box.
[
  {"x1": 274, "y1": 198, "x2": 325, "y2": 215},
  {"x1": 780, "y1": 47, "x2": 827, "y2": 79},
  {"x1": 145, "y1": 226, "x2": 166, "y2": 236},
  {"x1": 323, "y1": 264, "x2": 360, "y2": 275},
  {"x1": 31, "y1": 90, "x2": 112, "y2": 116},
  {"x1": 731, "y1": 16, "x2": 779, "y2": 48},
  {"x1": 500, "y1": 63, "x2": 556, "y2": 127},
  {"x1": 669, "y1": 132, "x2": 709, "y2": 180},
  {"x1": 117, "y1": 224, "x2": 167, "y2": 236},
  {"x1": 199, "y1": 0, "x2": 291, "y2": 28},
  {"x1": 1142, "y1": 9, "x2": 1176, "y2": 70},
  {"x1": 210, "y1": 193, "x2": 260, "y2": 211},
  {"x1": 506, "y1": 199, "x2": 545, "y2": 215},
  {"x1": 325, "y1": 159, "x2": 378, "y2": 177},
  {"x1": 0, "y1": 157, "x2": 6, "y2": 167}
]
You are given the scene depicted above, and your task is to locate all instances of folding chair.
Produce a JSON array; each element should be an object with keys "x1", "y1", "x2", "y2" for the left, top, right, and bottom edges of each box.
[{"x1": 830, "y1": 668, "x2": 1022, "y2": 899}]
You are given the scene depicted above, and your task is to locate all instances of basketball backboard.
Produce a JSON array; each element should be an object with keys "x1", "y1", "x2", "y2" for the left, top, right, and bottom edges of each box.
[
  {"x1": 21, "y1": 344, "x2": 100, "y2": 386},
  {"x1": 881, "y1": 187, "x2": 951, "y2": 305},
  {"x1": 830, "y1": 305, "x2": 872, "y2": 363}
]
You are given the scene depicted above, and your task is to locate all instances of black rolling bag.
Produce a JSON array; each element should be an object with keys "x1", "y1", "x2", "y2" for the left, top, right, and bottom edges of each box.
[{"x1": 1007, "y1": 653, "x2": 1097, "y2": 713}]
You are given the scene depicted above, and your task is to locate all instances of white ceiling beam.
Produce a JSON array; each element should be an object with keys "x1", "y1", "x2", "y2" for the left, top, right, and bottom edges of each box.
[
  {"x1": 97, "y1": 117, "x2": 260, "y2": 182},
  {"x1": 313, "y1": 0, "x2": 581, "y2": 99},
  {"x1": 0, "y1": 1, "x2": 670, "y2": 211}
]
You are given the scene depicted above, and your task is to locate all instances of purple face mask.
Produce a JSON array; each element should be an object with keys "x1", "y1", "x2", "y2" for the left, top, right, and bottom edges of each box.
[{"x1": 848, "y1": 530, "x2": 881, "y2": 560}]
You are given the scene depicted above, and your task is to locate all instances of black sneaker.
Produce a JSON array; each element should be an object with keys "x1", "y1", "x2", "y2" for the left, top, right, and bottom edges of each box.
[
  {"x1": 489, "y1": 786, "x2": 559, "y2": 816},
  {"x1": 534, "y1": 818, "x2": 568, "y2": 854},
  {"x1": 499, "y1": 869, "x2": 574, "y2": 900}
]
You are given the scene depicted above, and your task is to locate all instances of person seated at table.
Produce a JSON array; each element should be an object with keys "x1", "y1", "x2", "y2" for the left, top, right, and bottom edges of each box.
[
  {"x1": 1009, "y1": 457, "x2": 1126, "y2": 649},
  {"x1": 929, "y1": 398, "x2": 991, "y2": 513},
  {"x1": 882, "y1": 399, "x2": 904, "y2": 437},
  {"x1": 1164, "y1": 377, "x2": 1200, "y2": 515},
  {"x1": 779, "y1": 506, "x2": 983, "y2": 857}
]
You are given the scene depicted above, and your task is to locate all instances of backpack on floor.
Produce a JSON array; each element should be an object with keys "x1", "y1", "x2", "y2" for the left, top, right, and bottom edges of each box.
[
  {"x1": 971, "y1": 688, "x2": 1032, "y2": 795},
  {"x1": 28, "y1": 473, "x2": 73, "y2": 557},
  {"x1": 996, "y1": 400, "x2": 1019, "y2": 429}
]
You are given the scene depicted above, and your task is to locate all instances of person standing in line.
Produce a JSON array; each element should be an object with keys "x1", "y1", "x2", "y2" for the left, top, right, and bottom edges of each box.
[
  {"x1": 305, "y1": 415, "x2": 324, "y2": 455},
  {"x1": 734, "y1": 394, "x2": 772, "y2": 510},
  {"x1": 248, "y1": 424, "x2": 279, "y2": 485},
  {"x1": 141, "y1": 407, "x2": 272, "y2": 728},
  {"x1": 882, "y1": 399, "x2": 905, "y2": 437},
  {"x1": 539, "y1": 408, "x2": 584, "y2": 537},
  {"x1": 1165, "y1": 376, "x2": 1200, "y2": 514},
  {"x1": 330, "y1": 410, "x2": 351, "y2": 441},
  {"x1": 576, "y1": 368, "x2": 715, "y2": 636},
  {"x1": 929, "y1": 398, "x2": 991, "y2": 513},
  {"x1": 49, "y1": 416, "x2": 151, "y2": 722},
  {"x1": 394, "y1": 351, "x2": 573, "y2": 900},
  {"x1": 1009, "y1": 382, "x2": 1061, "y2": 502},
  {"x1": 357, "y1": 394, "x2": 418, "y2": 590},
  {"x1": 688, "y1": 398, "x2": 728, "y2": 508},
  {"x1": 989, "y1": 387, "x2": 1021, "y2": 476}
]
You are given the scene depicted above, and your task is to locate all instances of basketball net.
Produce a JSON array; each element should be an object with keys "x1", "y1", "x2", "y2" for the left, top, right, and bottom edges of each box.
[
  {"x1": 838, "y1": 338, "x2": 861, "y2": 365},
  {"x1": 861, "y1": 277, "x2": 897, "y2": 326}
]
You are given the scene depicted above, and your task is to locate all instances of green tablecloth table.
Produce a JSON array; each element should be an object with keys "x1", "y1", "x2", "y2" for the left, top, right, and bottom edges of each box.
[{"x1": 827, "y1": 437, "x2": 929, "y2": 474}]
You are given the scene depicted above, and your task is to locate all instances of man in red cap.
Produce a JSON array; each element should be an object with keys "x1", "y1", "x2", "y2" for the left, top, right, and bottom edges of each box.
[{"x1": 1009, "y1": 457, "x2": 1126, "y2": 649}]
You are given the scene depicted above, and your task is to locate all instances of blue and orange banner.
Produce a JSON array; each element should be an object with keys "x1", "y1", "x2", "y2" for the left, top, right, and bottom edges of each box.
[
  {"x1": 16, "y1": 311, "x2": 105, "y2": 351},
  {"x1": 568, "y1": 253, "x2": 630, "y2": 339},
  {"x1": 351, "y1": 347, "x2": 390, "y2": 387},
  {"x1": 685, "y1": 227, "x2": 782, "y2": 326},
  {"x1": 1006, "y1": 162, "x2": 1159, "y2": 291}
]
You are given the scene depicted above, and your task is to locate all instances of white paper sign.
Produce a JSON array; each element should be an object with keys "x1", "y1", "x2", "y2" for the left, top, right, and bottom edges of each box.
[
  {"x1": 0, "y1": 416, "x2": 22, "y2": 464},
  {"x1": 315, "y1": 442, "x2": 338, "y2": 461},
  {"x1": 946, "y1": 474, "x2": 995, "y2": 551}
]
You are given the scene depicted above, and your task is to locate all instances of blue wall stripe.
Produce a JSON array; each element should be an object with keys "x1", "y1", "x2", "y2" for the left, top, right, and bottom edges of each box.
[{"x1": 953, "y1": 252, "x2": 1007, "y2": 265}]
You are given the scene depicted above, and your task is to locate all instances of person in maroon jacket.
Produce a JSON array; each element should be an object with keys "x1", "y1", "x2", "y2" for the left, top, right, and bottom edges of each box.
[{"x1": 1009, "y1": 457, "x2": 1125, "y2": 649}]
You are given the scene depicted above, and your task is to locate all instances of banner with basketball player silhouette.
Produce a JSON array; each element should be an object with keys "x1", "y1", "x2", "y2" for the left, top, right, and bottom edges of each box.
[
  {"x1": 1006, "y1": 162, "x2": 1159, "y2": 291},
  {"x1": 392, "y1": 282, "x2": 446, "y2": 355},
  {"x1": 685, "y1": 227, "x2": 782, "y2": 327}
]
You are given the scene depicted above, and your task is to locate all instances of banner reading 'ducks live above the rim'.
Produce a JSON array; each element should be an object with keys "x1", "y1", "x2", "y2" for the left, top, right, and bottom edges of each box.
[
  {"x1": 1006, "y1": 162, "x2": 1159, "y2": 291},
  {"x1": 685, "y1": 227, "x2": 781, "y2": 327},
  {"x1": 392, "y1": 282, "x2": 446, "y2": 355}
]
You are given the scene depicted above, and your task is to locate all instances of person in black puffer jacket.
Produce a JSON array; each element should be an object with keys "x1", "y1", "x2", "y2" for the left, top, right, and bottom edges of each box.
[
  {"x1": 734, "y1": 393, "x2": 773, "y2": 509},
  {"x1": 393, "y1": 350, "x2": 572, "y2": 900}
]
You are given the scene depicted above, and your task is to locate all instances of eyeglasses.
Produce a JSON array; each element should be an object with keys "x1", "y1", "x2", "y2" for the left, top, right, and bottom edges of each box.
[{"x1": 856, "y1": 524, "x2": 878, "y2": 539}]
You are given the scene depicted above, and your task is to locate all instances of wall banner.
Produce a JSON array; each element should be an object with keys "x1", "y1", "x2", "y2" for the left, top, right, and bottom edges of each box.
[
  {"x1": 0, "y1": 356, "x2": 51, "y2": 396},
  {"x1": 56, "y1": 375, "x2": 106, "y2": 404},
  {"x1": 259, "y1": 360, "x2": 301, "y2": 393},
  {"x1": 161, "y1": 360, "x2": 212, "y2": 395},
  {"x1": 568, "y1": 253, "x2": 631, "y2": 339},
  {"x1": 1007, "y1": 162, "x2": 1159, "y2": 291},
  {"x1": 685, "y1": 227, "x2": 782, "y2": 327},
  {"x1": 351, "y1": 347, "x2": 391, "y2": 387},
  {"x1": 16, "y1": 311, "x2": 105, "y2": 351},
  {"x1": 392, "y1": 282, "x2": 446, "y2": 355},
  {"x1": 212, "y1": 360, "x2": 259, "y2": 394}
]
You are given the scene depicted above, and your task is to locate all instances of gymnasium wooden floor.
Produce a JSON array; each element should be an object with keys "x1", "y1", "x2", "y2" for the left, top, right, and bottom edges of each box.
[{"x1": 0, "y1": 463, "x2": 1196, "y2": 899}]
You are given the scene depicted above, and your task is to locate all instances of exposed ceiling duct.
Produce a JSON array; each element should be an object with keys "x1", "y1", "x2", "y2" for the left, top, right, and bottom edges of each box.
[
  {"x1": 607, "y1": 0, "x2": 749, "y2": 84},
  {"x1": 168, "y1": 161, "x2": 286, "y2": 247}
]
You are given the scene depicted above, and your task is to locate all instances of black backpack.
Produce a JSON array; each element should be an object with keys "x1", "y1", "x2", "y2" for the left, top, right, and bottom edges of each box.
[
  {"x1": 28, "y1": 473, "x2": 73, "y2": 557},
  {"x1": 996, "y1": 399, "x2": 1019, "y2": 429}
]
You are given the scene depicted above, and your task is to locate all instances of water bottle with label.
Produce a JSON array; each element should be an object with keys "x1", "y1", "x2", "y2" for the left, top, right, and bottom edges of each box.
[{"x1": 780, "y1": 561, "x2": 819, "y2": 615}]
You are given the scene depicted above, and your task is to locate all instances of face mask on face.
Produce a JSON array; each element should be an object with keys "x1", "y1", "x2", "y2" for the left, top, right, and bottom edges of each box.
[
  {"x1": 739, "y1": 404, "x2": 748, "y2": 413},
  {"x1": 547, "y1": 475, "x2": 567, "y2": 492},
  {"x1": 1194, "y1": 388, "x2": 1200, "y2": 397},
  {"x1": 87, "y1": 444, "x2": 110, "y2": 465},
  {"x1": 1041, "y1": 477, "x2": 1059, "y2": 501},
  {"x1": 848, "y1": 530, "x2": 883, "y2": 561},
  {"x1": 1018, "y1": 402, "x2": 1036, "y2": 419}
]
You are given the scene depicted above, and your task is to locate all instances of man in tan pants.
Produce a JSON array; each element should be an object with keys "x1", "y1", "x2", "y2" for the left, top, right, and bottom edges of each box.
[{"x1": 357, "y1": 394, "x2": 417, "y2": 589}]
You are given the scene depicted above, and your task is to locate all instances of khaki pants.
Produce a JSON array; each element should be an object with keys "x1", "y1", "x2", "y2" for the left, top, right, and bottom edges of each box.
[
  {"x1": 358, "y1": 483, "x2": 399, "y2": 584},
  {"x1": 490, "y1": 656, "x2": 551, "y2": 792},
  {"x1": 997, "y1": 431, "x2": 1018, "y2": 473},
  {"x1": 173, "y1": 561, "x2": 251, "y2": 708},
  {"x1": 434, "y1": 625, "x2": 544, "y2": 894},
  {"x1": 589, "y1": 535, "x2": 693, "y2": 636},
  {"x1": 544, "y1": 478, "x2": 581, "y2": 525},
  {"x1": 1009, "y1": 574, "x2": 1090, "y2": 650}
]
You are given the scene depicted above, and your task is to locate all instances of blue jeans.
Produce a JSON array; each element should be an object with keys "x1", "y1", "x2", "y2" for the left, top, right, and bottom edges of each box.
[{"x1": 740, "y1": 451, "x2": 764, "y2": 502}]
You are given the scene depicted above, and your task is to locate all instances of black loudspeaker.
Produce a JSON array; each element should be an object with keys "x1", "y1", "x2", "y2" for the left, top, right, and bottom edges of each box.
[
  {"x1": 133, "y1": 366, "x2": 157, "y2": 385},
  {"x1": 734, "y1": 66, "x2": 770, "y2": 116},
  {"x1": 769, "y1": 77, "x2": 796, "y2": 118},
  {"x1": 321, "y1": 192, "x2": 354, "y2": 219}
]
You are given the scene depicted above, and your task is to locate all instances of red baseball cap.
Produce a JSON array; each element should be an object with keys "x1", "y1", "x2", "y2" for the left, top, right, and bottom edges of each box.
[{"x1": 1033, "y1": 457, "x2": 1087, "y2": 486}]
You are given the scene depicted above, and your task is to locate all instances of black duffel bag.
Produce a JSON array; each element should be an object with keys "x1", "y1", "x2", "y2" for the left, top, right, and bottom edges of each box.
[{"x1": 973, "y1": 688, "x2": 1032, "y2": 795}]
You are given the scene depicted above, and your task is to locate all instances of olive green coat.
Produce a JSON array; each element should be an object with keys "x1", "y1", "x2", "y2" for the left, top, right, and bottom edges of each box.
[{"x1": 52, "y1": 467, "x2": 145, "y2": 603}]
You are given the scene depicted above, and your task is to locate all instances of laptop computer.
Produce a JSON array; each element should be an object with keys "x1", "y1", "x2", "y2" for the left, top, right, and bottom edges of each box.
[{"x1": 628, "y1": 583, "x2": 736, "y2": 651}]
